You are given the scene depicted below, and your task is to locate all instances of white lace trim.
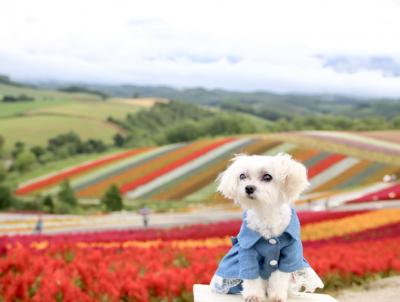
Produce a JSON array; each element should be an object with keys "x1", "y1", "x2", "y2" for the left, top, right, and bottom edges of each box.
[
  {"x1": 210, "y1": 275, "x2": 242, "y2": 294},
  {"x1": 210, "y1": 268, "x2": 324, "y2": 295},
  {"x1": 289, "y1": 267, "x2": 324, "y2": 293}
]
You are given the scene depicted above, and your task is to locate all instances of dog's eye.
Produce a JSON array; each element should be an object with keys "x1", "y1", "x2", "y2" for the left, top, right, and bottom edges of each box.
[
  {"x1": 239, "y1": 173, "x2": 246, "y2": 180},
  {"x1": 262, "y1": 173, "x2": 273, "y2": 182}
]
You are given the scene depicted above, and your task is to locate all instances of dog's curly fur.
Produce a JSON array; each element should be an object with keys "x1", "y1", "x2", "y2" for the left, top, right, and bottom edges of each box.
[{"x1": 217, "y1": 153, "x2": 309, "y2": 302}]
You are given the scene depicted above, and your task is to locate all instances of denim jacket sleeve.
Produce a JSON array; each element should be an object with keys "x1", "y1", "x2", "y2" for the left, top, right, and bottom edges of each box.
[{"x1": 238, "y1": 246, "x2": 259, "y2": 279}]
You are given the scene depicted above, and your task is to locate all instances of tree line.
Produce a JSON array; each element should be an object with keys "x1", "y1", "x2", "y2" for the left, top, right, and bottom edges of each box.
[
  {"x1": 108, "y1": 101, "x2": 259, "y2": 147},
  {"x1": 220, "y1": 100, "x2": 400, "y2": 130},
  {"x1": 0, "y1": 179, "x2": 123, "y2": 214},
  {"x1": 1, "y1": 94, "x2": 35, "y2": 102},
  {"x1": 8, "y1": 132, "x2": 107, "y2": 173}
]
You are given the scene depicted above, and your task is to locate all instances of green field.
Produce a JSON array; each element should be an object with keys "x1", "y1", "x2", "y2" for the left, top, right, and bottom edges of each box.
[
  {"x1": 0, "y1": 83, "x2": 102, "y2": 102},
  {"x1": 0, "y1": 115, "x2": 120, "y2": 151},
  {"x1": 0, "y1": 83, "x2": 143, "y2": 152},
  {"x1": 0, "y1": 84, "x2": 103, "y2": 118},
  {"x1": 27, "y1": 101, "x2": 138, "y2": 121},
  {"x1": 0, "y1": 99, "x2": 67, "y2": 118}
]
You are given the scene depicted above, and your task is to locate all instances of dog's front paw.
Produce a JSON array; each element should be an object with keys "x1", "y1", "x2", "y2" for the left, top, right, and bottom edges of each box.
[
  {"x1": 268, "y1": 295, "x2": 287, "y2": 302},
  {"x1": 244, "y1": 295, "x2": 263, "y2": 302}
]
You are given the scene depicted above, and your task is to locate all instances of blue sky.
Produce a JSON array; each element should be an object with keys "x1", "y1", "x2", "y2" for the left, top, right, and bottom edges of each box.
[{"x1": 1, "y1": 0, "x2": 400, "y2": 97}]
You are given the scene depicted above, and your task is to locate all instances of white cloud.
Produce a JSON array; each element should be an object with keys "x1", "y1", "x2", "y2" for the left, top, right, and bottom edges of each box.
[{"x1": 1, "y1": 0, "x2": 400, "y2": 97}]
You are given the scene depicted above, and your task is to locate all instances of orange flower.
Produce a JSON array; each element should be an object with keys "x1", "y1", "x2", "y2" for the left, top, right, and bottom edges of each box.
[{"x1": 301, "y1": 209, "x2": 400, "y2": 241}]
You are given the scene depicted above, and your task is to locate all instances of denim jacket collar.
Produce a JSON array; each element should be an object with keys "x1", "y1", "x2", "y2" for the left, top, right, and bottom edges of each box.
[{"x1": 237, "y1": 207, "x2": 300, "y2": 249}]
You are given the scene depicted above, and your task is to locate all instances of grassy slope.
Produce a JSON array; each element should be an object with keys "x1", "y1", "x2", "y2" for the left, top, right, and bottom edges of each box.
[
  {"x1": 206, "y1": 105, "x2": 273, "y2": 131},
  {"x1": 28, "y1": 100, "x2": 139, "y2": 120},
  {"x1": 0, "y1": 99, "x2": 67, "y2": 118},
  {"x1": 0, "y1": 83, "x2": 101, "y2": 101},
  {"x1": 0, "y1": 115, "x2": 119, "y2": 150},
  {"x1": 0, "y1": 84, "x2": 141, "y2": 152},
  {"x1": 237, "y1": 111, "x2": 274, "y2": 130}
]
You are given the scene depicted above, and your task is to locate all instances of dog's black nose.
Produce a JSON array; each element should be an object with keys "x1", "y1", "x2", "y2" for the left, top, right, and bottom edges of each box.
[{"x1": 245, "y1": 185, "x2": 256, "y2": 195}]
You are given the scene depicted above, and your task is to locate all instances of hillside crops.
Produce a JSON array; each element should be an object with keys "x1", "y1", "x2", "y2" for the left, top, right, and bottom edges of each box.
[{"x1": 15, "y1": 133, "x2": 400, "y2": 207}]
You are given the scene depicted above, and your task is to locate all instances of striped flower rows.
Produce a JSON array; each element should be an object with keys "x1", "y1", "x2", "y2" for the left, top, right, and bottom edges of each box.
[
  {"x1": 140, "y1": 139, "x2": 280, "y2": 201},
  {"x1": 184, "y1": 149, "x2": 396, "y2": 205},
  {"x1": 15, "y1": 135, "x2": 398, "y2": 204},
  {"x1": 15, "y1": 147, "x2": 153, "y2": 195},
  {"x1": 300, "y1": 131, "x2": 400, "y2": 156},
  {"x1": 348, "y1": 182, "x2": 400, "y2": 204}
]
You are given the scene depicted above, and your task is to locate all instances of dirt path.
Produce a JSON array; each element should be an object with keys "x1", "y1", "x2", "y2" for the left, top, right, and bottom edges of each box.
[
  {"x1": 335, "y1": 276, "x2": 400, "y2": 302},
  {"x1": 0, "y1": 206, "x2": 242, "y2": 235},
  {"x1": 2, "y1": 201, "x2": 400, "y2": 235}
]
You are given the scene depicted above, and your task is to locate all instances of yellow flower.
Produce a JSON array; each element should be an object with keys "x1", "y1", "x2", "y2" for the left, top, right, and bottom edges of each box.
[
  {"x1": 301, "y1": 209, "x2": 400, "y2": 241},
  {"x1": 31, "y1": 241, "x2": 49, "y2": 250}
]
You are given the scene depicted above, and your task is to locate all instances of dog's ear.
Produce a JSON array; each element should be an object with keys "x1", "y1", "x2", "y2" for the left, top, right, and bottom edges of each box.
[
  {"x1": 273, "y1": 153, "x2": 309, "y2": 202},
  {"x1": 216, "y1": 154, "x2": 246, "y2": 200}
]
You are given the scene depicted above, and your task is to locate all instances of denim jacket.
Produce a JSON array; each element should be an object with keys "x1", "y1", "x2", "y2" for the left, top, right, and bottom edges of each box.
[{"x1": 214, "y1": 208, "x2": 309, "y2": 282}]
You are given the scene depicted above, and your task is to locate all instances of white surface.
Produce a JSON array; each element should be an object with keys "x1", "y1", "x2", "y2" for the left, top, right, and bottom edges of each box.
[{"x1": 193, "y1": 284, "x2": 338, "y2": 302}]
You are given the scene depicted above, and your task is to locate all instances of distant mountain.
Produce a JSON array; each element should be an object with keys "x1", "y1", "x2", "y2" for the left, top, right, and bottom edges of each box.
[
  {"x1": 0, "y1": 74, "x2": 32, "y2": 88},
  {"x1": 31, "y1": 81, "x2": 400, "y2": 120}
]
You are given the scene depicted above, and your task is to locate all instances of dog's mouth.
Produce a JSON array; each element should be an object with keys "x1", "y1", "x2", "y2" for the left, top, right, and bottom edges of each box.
[{"x1": 246, "y1": 194, "x2": 256, "y2": 200}]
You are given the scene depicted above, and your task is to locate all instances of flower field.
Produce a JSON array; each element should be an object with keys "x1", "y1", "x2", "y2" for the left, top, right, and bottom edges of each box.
[
  {"x1": 14, "y1": 132, "x2": 400, "y2": 208},
  {"x1": 1, "y1": 209, "x2": 400, "y2": 301},
  {"x1": 348, "y1": 183, "x2": 400, "y2": 204},
  {"x1": 14, "y1": 147, "x2": 154, "y2": 196},
  {"x1": 298, "y1": 131, "x2": 400, "y2": 156}
]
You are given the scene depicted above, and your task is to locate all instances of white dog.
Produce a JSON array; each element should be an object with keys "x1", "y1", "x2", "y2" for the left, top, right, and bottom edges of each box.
[{"x1": 210, "y1": 153, "x2": 323, "y2": 302}]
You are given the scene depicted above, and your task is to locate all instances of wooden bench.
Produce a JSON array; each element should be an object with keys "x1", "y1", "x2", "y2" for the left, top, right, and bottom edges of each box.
[{"x1": 193, "y1": 285, "x2": 338, "y2": 302}]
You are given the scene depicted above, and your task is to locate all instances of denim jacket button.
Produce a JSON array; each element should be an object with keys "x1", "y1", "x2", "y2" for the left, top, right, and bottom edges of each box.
[
  {"x1": 268, "y1": 238, "x2": 277, "y2": 245},
  {"x1": 269, "y1": 260, "x2": 278, "y2": 266}
]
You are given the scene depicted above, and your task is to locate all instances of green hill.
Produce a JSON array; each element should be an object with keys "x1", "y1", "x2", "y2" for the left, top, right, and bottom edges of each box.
[
  {"x1": 37, "y1": 82, "x2": 400, "y2": 120},
  {"x1": 0, "y1": 82, "x2": 140, "y2": 152},
  {"x1": 1, "y1": 77, "x2": 399, "y2": 161},
  {"x1": 0, "y1": 80, "x2": 272, "y2": 153}
]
